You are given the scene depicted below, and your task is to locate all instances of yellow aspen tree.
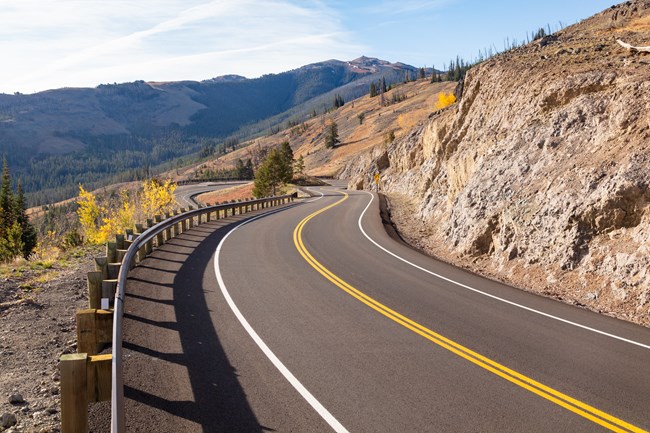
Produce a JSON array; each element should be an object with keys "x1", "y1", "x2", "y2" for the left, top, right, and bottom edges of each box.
[
  {"x1": 98, "y1": 190, "x2": 134, "y2": 243},
  {"x1": 76, "y1": 185, "x2": 103, "y2": 244},
  {"x1": 434, "y1": 92, "x2": 457, "y2": 110},
  {"x1": 142, "y1": 179, "x2": 176, "y2": 217}
]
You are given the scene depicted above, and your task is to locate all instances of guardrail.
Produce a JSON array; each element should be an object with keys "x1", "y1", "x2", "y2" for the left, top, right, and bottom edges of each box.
[
  {"x1": 59, "y1": 194, "x2": 295, "y2": 433},
  {"x1": 176, "y1": 178, "x2": 251, "y2": 185}
]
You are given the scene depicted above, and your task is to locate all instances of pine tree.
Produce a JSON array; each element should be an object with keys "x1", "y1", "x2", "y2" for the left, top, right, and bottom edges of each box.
[
  {"x1": 244, "y1": 159, "x2": 254, "y2": 179},
  {"x1": 253, "y1": 149, "x2": 287, "y2": 197},
  {"x1": 294, "y1": 155, "x2": 305, "y2": 176},
  {"x1": 419, "y1": 67, "x2": 426, "y2": 80},
  {"x1": 15, "y1": 182, "x2": 36, "y2": 259},
  {"x1": 333, "y1": 94, "x2": 345, "y2": 109},
  {"x1": 0, "y1": 158, "x2": 13, "y2": 234},
  {"x1": 325, "y1": 122, "x2": 340, "y2": 148},
  {"x1": 236, "y1": 159, "x2": 245, "y2": 179},
  {"x1": 369, "y1": 82, "x2": 377, "y2": 97},
  {"x1": 279, "y1": 141, "x2": 294, "y2": 183},
  {"x1": 0, "y1": 221, "x2": 23, "y2": 262},
  {"x1": 381, "y1": 77, "x2": 387, "y2": 93}
]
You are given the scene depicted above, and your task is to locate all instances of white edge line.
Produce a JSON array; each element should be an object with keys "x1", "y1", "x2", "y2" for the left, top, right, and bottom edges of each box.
[
  {"x1": 213, "y1": 209, "x2": 350, "y2": 433},
  {"x1": 305, "y1": 188, "x2": 325, "y2": 203},
  {"x1": 357, "y1": 191, "x2": 650, "y2": 351}
]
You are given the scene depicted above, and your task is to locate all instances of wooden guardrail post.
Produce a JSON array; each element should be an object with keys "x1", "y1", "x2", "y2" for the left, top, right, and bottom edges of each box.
[
  {"x1": 180, "y1": 208, "x2": 188, "y2": 232},
  {"x1": 106, "y1": 242, "x2": 117, "y2": 263},
  {"x1": 164, "y1": 213, "x2": 172, "y2": 241},
  {"x1": 145, "y1": 219, "x2": 154, "y2": 255},
  {"x1": 60, "y1": 354, "x2": 88, "y2": 433},
  {"x1": 101, "y1": 280, "x2": 117, "y2": 308},
  {"x1": 95, "y1": 257, "x2": 108, "y2": 280},
  {"x1": 155, "y1": 215, "x2": 164, "y2": 246},
  {"x1": 60, "y1": 353, "x2": 112, "y2": 433},
  {"x1": 134, "y1": 224, "x2": 146, "y2": 263},
  {"x1": 87, "y1": 271, "x2": 103, "y2": 309},
  {"x1": 76, "y1": 309, "x2": 113, "y2": 355},
  {"x1": 115, "y1": 234, "x2": 125, "y2": 250},
  {"x1": 173, "y1": 209, "x2": 181, "y2": 236},
  {"x1": 188, "y1": 206, "x2": 195, "y2": 228}
]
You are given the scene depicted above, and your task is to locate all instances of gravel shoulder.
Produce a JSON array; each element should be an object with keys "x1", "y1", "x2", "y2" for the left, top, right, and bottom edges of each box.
[{"x1": 0, "y1": 246, "x2": 101, "y2": 433}]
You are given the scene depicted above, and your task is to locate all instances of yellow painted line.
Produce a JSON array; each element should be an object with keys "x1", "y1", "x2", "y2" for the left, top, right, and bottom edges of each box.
[{"x1": 293, "y1": 190, "x2": 647, "y2": 433}]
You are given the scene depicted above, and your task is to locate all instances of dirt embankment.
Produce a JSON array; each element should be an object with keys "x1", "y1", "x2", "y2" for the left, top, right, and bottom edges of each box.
[{"x1": 343, "y1": 0, "x2": 650, "y2": 326}]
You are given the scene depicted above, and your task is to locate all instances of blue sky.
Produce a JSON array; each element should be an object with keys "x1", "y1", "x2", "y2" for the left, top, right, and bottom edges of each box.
[{"x1": 0, "y1": 0, "x2": 616, "y2": 94}]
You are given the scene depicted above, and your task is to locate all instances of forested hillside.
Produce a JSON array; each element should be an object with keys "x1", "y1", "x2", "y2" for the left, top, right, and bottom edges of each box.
[{"x1": 0, "y1": 57, "x2": 419, "y2": 205}]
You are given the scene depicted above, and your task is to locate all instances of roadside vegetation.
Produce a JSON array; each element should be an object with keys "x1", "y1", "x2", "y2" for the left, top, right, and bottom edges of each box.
[
  {"x1": 253, "y1": 141, "x2": 294, "y2": 197},
  {"x1": 0, "y1": 159, "x2": 37, "y2": 262},
  {"x1": 77, "y1": 179, "x2": 177, "y2": 245}
]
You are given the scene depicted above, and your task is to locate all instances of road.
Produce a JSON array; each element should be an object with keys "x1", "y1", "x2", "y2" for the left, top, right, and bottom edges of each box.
[
  {"x1": 120, "y1": 187, "x2": 650, "y2": 433},
  {"x1": 174, "y1": 181, "x2": 249, "y2": 208}
]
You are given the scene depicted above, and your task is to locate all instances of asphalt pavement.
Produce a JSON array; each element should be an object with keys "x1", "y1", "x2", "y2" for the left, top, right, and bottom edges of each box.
[{"x1": 120, "y1": 187, "x2": 650, "y2": 433}]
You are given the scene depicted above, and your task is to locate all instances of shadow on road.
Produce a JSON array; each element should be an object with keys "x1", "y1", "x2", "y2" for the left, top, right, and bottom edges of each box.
[{"x1": 122, "y1": 216, "x2": 270, "y2": 433}]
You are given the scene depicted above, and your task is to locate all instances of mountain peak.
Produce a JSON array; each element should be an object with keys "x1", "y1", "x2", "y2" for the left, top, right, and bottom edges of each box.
[{"x1": 203, "y1": 74, "x2": 248, "y2": 83}]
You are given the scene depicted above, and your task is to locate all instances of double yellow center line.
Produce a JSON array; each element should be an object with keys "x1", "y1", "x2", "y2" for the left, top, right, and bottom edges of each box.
[{"x1": 292, "y1": 190, "x2": 646, "y2": 433}]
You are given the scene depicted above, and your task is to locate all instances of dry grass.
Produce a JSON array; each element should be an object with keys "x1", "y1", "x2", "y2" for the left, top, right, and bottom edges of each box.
[
  {"x1": 623, "y1": 15, "x2": 650, "y2": 32},
  {"x1": 181, "y1": 79, "x2": 455, "y2": 179},
  {"x1": 197, "y1": 182, "x2": 255, "y2": 204}
]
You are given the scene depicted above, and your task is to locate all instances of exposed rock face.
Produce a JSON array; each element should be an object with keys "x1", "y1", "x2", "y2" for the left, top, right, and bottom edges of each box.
[{"x1": 342, "y1": 0, "x2": 650, "y2": 326}]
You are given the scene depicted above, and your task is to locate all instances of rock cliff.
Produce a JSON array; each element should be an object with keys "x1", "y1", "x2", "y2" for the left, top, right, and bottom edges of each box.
[{"x1": 343, "y1": 0, "x2": 650, "y2": 326}]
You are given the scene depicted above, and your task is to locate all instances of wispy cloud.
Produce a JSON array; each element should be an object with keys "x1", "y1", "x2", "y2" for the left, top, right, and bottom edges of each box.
[
  {"x1": 358, "y1": 0, "x2": 454, "y2": 16},
  {"x1": 0, "y1": 0, "x2": 364, "y2": 93}
]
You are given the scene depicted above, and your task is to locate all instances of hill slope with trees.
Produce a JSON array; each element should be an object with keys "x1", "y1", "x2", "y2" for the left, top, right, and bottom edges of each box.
[{"x1": 0, "y1": 57, "x2": 420, "y2": 205}]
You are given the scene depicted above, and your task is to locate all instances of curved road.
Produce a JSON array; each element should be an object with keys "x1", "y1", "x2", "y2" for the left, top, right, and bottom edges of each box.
[
  {"x1": 120, "y1": 187, "x2": 650, "y2": 433},
  {"x1": 175, "y1": 182, "x2": 249, "y2": 208}
]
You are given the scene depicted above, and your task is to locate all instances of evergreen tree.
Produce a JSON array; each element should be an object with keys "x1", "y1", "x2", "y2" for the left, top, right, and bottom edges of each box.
[
  {"x1": 533, "y1": 27, "x2": 547, "y2": 40},
  {"x1": 325, "y1": 122, "x2": 340, "y2": 149},
  {"x1": 279, "y1": 141, "x2": 294, "y2": 183},
  {"x1": 235, "y1": 158, "x2": 245, "y2": 178},
  {"x1": 244, "y1": 159, "x2": 254, "y2": 179},
  {"x1": 0, "y1": 159, "x2": 13, "y2": 233},
  {"x1": 369, "y1": 82, "x2": 377, "y2": 97},
  {"x1": 419, "y1": 67, "x2": 426, "y2": 80},
  {"x1": 253, "y1": 149, "x2": 287, "y2": 197},
  {"x1": 15, "y1": 182, "x2": 36, "y2": 259},
  {"x1": 333, "y1": 94, "x2": 345, "y2": 109},
  {"x1": 294, "y1": 155, "x2": 305, "y2": 176},
  {"x1": 381, "y1": 77, "x2": 387, "y2": 93},
  {"x1": 0, "y1": 221, "x2": 23, "y2": 262}
]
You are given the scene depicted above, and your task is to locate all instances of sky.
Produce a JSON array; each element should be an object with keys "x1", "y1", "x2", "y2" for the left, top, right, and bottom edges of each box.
[{"x1": 1, "y1": 0, "x2": 617, "y2": 94}]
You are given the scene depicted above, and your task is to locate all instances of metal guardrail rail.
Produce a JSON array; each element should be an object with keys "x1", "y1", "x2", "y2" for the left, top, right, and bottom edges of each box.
[
  {"x1": 110, "y1": 194, "x2": 295, "y2": 432},
  {"x1": 176, "y1": 178, "x2": 251, "y2": 185}
]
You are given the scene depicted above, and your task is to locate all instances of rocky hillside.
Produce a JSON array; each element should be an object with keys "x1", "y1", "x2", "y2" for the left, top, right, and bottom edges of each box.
[{"x1": 343, "y1": 0, "x2": 650, "y2": 326}]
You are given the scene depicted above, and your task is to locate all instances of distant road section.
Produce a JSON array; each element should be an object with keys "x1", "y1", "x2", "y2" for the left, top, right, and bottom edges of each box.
[{"x1": 174, "y1": 181, "x2": 248, "y2": 208}]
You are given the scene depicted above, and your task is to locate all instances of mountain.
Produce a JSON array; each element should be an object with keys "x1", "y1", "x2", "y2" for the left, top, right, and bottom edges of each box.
[
  {"x1": 342, "y1": 0, "x2": 650, "y2": 326},
  {"x1": 0, "y1": 57, "x2": 418, "y2": 204}
]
